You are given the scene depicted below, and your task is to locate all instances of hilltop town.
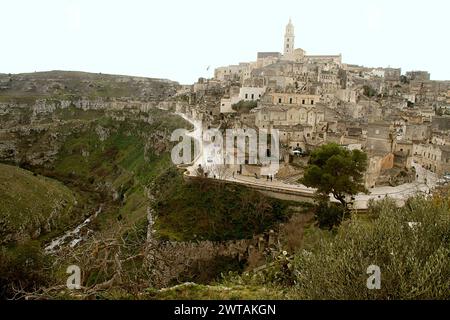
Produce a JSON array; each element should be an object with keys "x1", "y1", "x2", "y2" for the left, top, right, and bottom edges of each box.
[
  {"x1": 0, "y1": 18, "x2": 449, "y2": 302},
  {"x1": 172, "y1": 19, "x2": 450, "y2": 204}
]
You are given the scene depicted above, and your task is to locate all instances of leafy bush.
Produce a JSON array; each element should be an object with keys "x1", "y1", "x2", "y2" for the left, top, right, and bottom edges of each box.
[
  {"x1": 229, "y1": 196, "x2": 450, "y2": 300},
  {"x1": 231, "y1": 100, "x2": 258, "y2": 113},
  {"x1": 314, "y1": 201, "x2": 348, "y2": 230},
  {"x1": 294, "y1": 197, "x2": 450, "y2": 299},
  {"x1": 363, "y1": 85, "x2": 377, "y2": 97},
  {"x1": 151, "y1": 167, "x2": 291, "y2": 241}
]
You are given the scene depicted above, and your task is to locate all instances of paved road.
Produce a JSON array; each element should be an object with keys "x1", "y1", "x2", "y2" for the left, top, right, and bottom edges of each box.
[{"x1": 178, "y1": 112, "x2": 435, "y2": 210}]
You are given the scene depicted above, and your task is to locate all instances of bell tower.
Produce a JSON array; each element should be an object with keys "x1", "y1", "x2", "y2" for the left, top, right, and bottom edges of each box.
[{"x1": 284, "y1": 18, "x2": 295, "y2": 55}]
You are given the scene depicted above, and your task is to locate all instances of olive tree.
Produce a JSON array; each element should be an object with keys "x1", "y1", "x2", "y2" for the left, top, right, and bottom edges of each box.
[{"x1": 293, "y1": 196, "x2": 450, "y2": 299}]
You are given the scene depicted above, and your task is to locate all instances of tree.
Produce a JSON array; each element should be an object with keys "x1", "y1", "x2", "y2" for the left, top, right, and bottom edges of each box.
[
  {"x1": 314, "y1": 200, "x2": 347, "y2": 230},
  {"x1": 292, "y1": 196, "x2": 450, "y2": 299},
  {"x1": 231, "y1": 100, "x2": 257, "y2": 113},
  {"x1": 207, "y1": 164, "x2": 231, "y2": 180},
  {"x1": 363, "y1": 85, "x2": 377, "y2": 98},
  {"x1": 301, "y1": 143, "x2": 368, "y2": 210}
]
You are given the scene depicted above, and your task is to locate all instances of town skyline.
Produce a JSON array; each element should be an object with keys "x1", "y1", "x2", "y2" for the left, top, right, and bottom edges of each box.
[{"x1": 1, "y1": 0, "x2": 449, "y2": 84}]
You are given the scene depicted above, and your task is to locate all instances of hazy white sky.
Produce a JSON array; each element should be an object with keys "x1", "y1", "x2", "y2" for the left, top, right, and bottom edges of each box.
[{"x1": 1, "y1": 0, "x2": 449, "y2": 84}]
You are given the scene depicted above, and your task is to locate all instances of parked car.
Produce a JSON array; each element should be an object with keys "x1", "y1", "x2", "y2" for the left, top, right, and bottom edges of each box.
[{"x1": 292, "y1": 148, "x2": 307, "y2": 157}]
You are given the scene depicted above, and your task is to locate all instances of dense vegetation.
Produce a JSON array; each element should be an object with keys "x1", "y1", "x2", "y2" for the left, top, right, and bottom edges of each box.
[
  {"x1": 231, "y1": 100, "x2": 258, "y2": 113},
  {"x1": 223, "y1": 195, "x2": 450, "y2": 300},
  {"x1": 151, "y1": 167, "x2": 292, "y2": 241},
  {"x1": 0, "y1": 106, "x2": 191, "y2": 298}
]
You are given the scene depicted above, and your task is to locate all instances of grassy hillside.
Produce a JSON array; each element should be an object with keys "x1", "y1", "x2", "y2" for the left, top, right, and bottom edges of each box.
[
  {"x1": 0, "y1": 106, "x2": 194, "y2": 298},
  {"x1": 17, "y1": 108, "x2": 191, "y2": 233},
  {"x1": 1, "y1": 102, "x2": 191, "y2": 240},
  {"x1": 0, "y1": 163, "x2": 77, "y2": 244}
]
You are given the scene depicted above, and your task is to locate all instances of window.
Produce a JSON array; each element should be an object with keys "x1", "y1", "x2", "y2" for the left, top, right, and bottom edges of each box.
[
  {"x1": 245, "y1": 93, "x2": 248, "y2": 99},
  {"x1": 286, "y1": 44, "x2": 289, "y2": 48},
  {"x1": 289, "y1": 98, "x2": 293, "y2": 104},
  {"x1": 278, "y1": 98, "x2": 282, "y2": 103},
  {"x1": 251, "y1": 94, "x2": 254, "y2": 99},
  {"x1": 302, "y1": 99, "x2": 305, "y2": 104},
  {"x1": 311, "y1": 100, "x2": 314, "y2": 105},
  {"x1": 258, "y1": 94, "x2": 261, "y2": 98}
]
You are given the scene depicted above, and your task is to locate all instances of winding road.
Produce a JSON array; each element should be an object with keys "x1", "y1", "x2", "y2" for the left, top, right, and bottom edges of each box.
[{"x1": 177, "y1": 112, "x2": 436, "y2": 210}]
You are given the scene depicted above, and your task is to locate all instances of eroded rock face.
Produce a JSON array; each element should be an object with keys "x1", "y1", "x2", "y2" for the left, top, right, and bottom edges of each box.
[{"x1": 0, "y1": 74, "x2": 179, "y2": 166}]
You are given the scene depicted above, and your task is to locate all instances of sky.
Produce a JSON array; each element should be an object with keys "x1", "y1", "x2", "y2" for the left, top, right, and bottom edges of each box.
[{"x1": 1, "y1": 0, "x2": 449, "y2": 84}]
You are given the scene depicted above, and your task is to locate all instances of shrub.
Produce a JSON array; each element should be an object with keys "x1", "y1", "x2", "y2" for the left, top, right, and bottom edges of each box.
[
  {"x1": 231, "y1": 101, "x2": 258, "y2": 113},
  {"x1": 314, "y1": 201, "x2": 348, "y2": 230},
  {"x1": 151, "y1": 167, "x2": 290, "y2": 241},
  {"x1": 293, "y1": 197, "x2": 450, "y2": 299}
]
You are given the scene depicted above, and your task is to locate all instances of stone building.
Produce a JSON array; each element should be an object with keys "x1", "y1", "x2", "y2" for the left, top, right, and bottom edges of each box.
[
  {"x1": 384, "y1": 68, "x2": 402, "y2": 82},
  {"x1": 283, "y1": 19, "x2": 295, "y2": 56},
  {"x1": 432, "y1": 116, "x2": 450, "y2": 132},
  {"x1": 365, "y1": 153, "x2": 395, "y2": 188},
  {"x1": 412, "y1": 144, "x2": 450, "y2": 176},
  {"x1": 366, "y1": 122, "x2": 394, "y2": 154},
  {"x1": 263, "y1": 92, "x2": 320, "y2": 106},
  {"x1": 403, "y1": 123, "x2": 431, "y2": 142},
  {"x1": 214, "y1": 63, "x2": 250, "y2": 82},
  {"x1": 239, "y1": 87, "x2": 266, "y2": 101},
  {"x1": 406, "y1": 71, "x2": 431, "y2": 81}
]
